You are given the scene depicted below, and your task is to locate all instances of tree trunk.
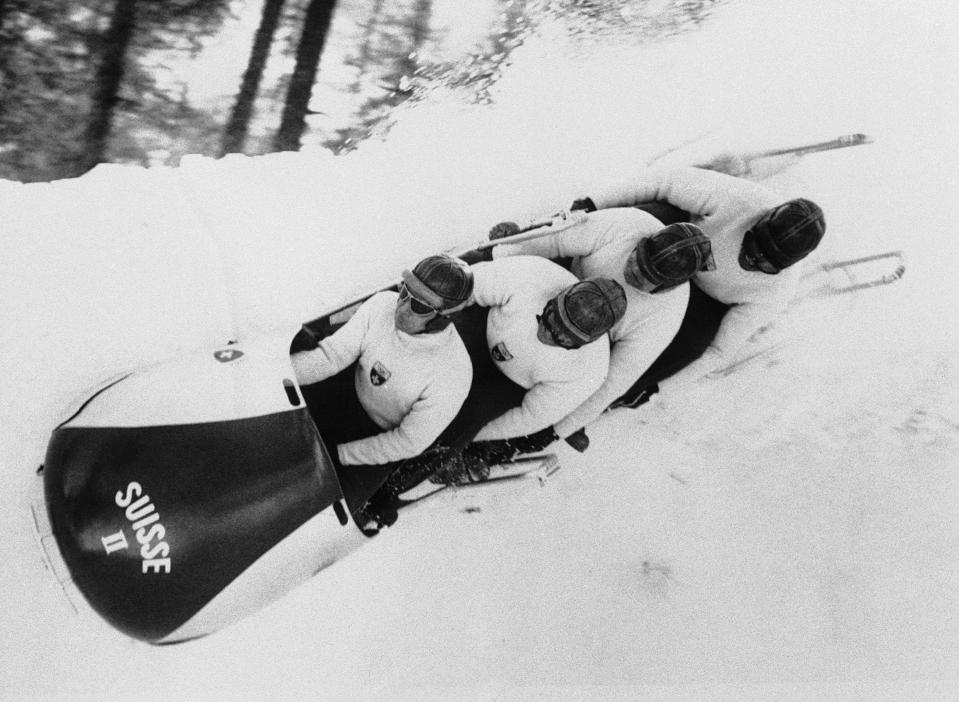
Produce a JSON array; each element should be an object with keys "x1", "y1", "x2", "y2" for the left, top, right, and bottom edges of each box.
[
  {"x1": 272, "y1": 0, "x2": 337, "y2": 152},
  {"x1": 219, "y1": 0, "x2": 285, "y2": 156},
  {"x1": 0, "y1": 0, "x2": 13, "y2": 85},
  {"x1": 76, "y1": 0, "x2": 137, "y2": 175}
]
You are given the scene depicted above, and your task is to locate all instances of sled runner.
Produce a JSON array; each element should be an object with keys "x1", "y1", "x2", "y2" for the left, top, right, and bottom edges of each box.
[
  {"x1": 392, "y1": 453, "x2": 559, "y2": 508},
  {"x1": 713, "y1": 249, "x2": 906, "y2": 376}
]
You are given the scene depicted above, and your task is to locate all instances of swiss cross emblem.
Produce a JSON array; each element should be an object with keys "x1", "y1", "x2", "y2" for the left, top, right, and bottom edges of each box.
[
  {"x1": 214, "y1": 348, "x2": 244, "y2": 363},
  {"x1": 370, "y1": 361, "x2": 391, "y2": 386},
  {"x1": 490, "y1": 342, "x2": 513, "y2": 362}
]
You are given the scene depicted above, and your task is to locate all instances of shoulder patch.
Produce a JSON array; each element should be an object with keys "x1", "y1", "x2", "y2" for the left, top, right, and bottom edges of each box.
[
  {"x1": 490, "y1": 342, "x2": 514, "y2": 362},
  {"x1": 370, "y1": 361, "x2": 391, "y2": 386}
]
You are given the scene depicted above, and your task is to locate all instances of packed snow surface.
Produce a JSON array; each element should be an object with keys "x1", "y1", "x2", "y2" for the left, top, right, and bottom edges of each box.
[{"x1": 2, "y1": 0, "x2": 958, "y2": 698}]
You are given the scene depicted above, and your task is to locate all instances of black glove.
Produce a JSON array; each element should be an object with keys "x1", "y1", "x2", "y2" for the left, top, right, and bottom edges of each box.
[
  {"x1": 430, "y1": 448, "x2": 492, "y2": 485},
  {"x1": 570, "y1": 197, "x2": 597, "y2": 213},
  {"x1": 459, "y1": 247, "x2": 493, "y2": 265},
  {"x1": 610, "y1": 383, "x2": 659, "y2": 410},
  {"x1": 430, "y1": 441, "x2": 513, "y2": 485},
  {"x1": 563, "y1": 427, "x2": 590, "y2": 453},
  {"x1": 363, "y1": 490, "x2": 398, "y2": 527},
  {"x1": 507, "y1": 427, "x2": 558, "y2": 455},
  {"x1": 470, "y1": 440, "x2": 516, "y2": 465},
  {"x1": 489, "y1": 221, "x2": 521, "y2": 240}
]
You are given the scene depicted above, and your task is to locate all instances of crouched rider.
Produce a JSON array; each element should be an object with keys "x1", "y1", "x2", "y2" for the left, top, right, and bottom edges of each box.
[
  {"x1": 430, "y1": 255, "x2": 626, "y2": 482},
  {"x1": 571, "y1": 165, "x2": 826, "y2": 407},
  {"x1": 292, "y1": 254, "x2": 474, "y2": 526}
]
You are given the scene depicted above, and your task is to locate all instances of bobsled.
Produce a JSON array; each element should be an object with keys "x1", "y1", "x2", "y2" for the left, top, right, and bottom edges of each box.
[
  {"x1": 34, "y1": 286, "x2": 501, "y2": 645},
  {"x1": 35, "y1": 134, "x2": 885, "y2": 644}
]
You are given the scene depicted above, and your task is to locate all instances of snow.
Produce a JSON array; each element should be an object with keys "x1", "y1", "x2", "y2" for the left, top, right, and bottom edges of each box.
[{"x1": 2, "y1": 0, "x2": 959, "y2": 699}]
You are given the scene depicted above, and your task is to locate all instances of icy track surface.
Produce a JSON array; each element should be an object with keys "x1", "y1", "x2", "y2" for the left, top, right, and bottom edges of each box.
[{"x1": 2, "y1": 0, "x2": 958, "y2": 699}]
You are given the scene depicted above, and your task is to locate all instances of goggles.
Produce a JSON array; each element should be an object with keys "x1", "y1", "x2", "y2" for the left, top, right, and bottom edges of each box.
[{"x1": 398, "y1": 282, "x2": 441, "y2": 317}]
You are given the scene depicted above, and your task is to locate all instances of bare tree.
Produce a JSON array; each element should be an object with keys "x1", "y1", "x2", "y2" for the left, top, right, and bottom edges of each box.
[
  {"x1": 273, "y1": 0, "x2": 338, "y2": 152},
  {"x1": 76, "y1": 0, "x2": 138, "y2": 176},
  {"x1": 220, "y1": 0, "x2": 286, "y2": 156}
]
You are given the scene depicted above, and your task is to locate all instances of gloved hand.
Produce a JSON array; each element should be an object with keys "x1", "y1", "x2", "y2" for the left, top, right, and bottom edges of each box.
[
  {"x1": 459, "y1": 247, "x2": 493, "y2": 265},
  {"x1": 563, "y1": 427, "x2": 590, "y2": 453},
  {"x1": 701, "y1": 152, "x2": 750, "y2": 177},
  {"x1": 432, "y1": 440, "x2": 512, "y2": 483},
  {"x1": 489, "y1": 221, "x2": 521, "y2": 240},
  {"x1": 508, "y1": 426, "x2": 558, "y2": 455},
  {"x1": 550, "y1": 208, "x2": 589, "y2": 226},
  {"x1": 473, "y1": 439, "x2": 517, "y2": 465},
  {"x1": 430, "y1": 448, "x2": 492, "y2": 485},
  {"x1": 362, "y1": 490, "x2": 399, "y2": 528},
  {"x1": 570, "y1": 197, "x2": 597, "y2": 213}
]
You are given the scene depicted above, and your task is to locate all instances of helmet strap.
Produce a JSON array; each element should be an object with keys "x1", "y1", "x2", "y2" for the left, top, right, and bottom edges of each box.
[
  {"x1": 552, "y1": 291, "x2": 596, "y2": 346},
  {"x1": 633, "y1": 239, "x2": 666, "y2": 290},
  {"x1": 400, "y1": 269, "x2": 445, "y2": 308},
  {"x1": 747, "y1": 223, "x2": 787, "y2": 272}
]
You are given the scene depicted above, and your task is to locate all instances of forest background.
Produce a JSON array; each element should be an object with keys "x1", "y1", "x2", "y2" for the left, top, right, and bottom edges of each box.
[{"x1": 0, "y1": 0, "x2": 725, "y2": 183}]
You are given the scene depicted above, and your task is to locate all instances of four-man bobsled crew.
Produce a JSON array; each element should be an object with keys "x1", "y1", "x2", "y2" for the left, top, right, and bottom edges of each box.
[{"x1": 296, "y1": 165, "x2": 826, "y2": 531}]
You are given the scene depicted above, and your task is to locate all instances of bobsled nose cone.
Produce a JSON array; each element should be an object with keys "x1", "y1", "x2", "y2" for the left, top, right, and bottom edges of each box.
[{"x1": 41, "y1": 336, "x2": 360, "y2": 643}]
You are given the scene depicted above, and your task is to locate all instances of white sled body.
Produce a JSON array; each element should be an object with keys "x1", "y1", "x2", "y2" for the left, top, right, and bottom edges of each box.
[{"x1": 39, "y1": 333, "x2": 365, "y2": 644}]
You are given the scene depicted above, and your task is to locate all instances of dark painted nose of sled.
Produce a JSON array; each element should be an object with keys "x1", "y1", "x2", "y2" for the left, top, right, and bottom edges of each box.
[
  {"x1": 40, "y1": 338, "x2": 351, "y2": 644},
  {"x1": 44, "y1": 410, "x2": 339, "y2": 643}
]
